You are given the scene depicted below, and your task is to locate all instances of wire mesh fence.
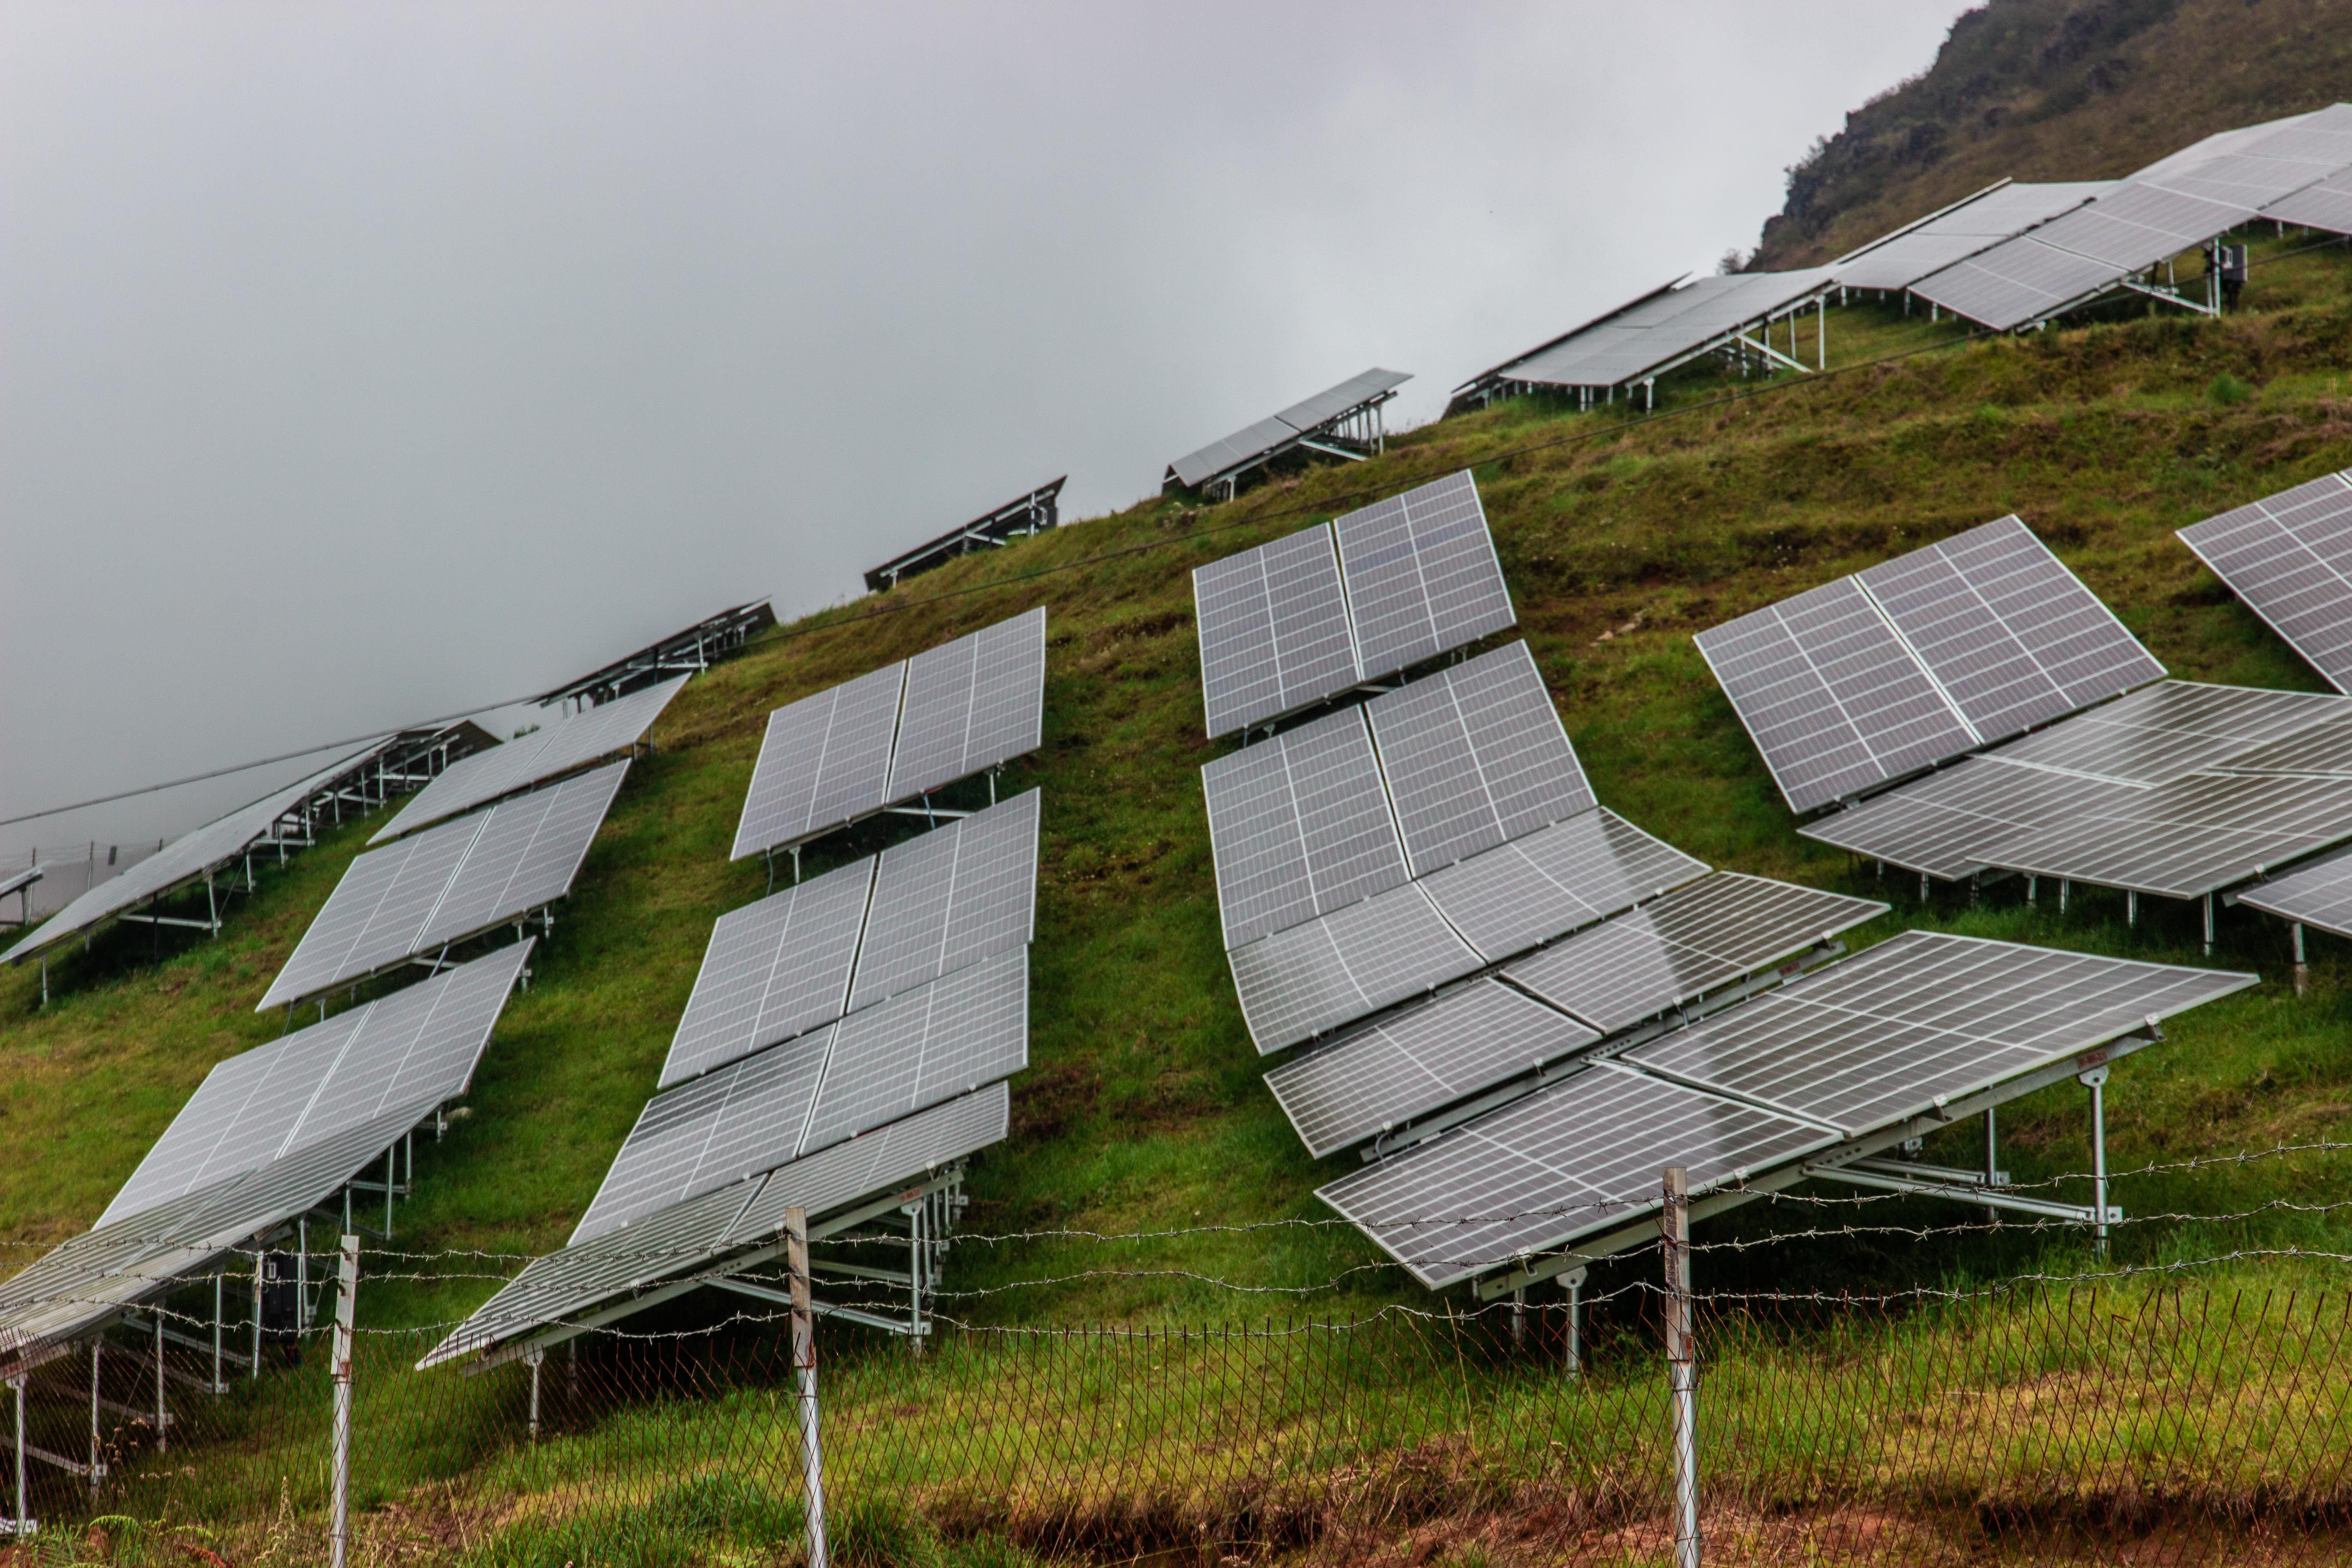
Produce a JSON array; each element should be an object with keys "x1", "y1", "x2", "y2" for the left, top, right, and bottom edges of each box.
[{"x1": 8, "y1": 1259, "x2": 2351, "y2": 1566}]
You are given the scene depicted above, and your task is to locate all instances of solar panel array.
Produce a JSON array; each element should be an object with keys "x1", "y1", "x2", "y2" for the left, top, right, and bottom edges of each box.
[
  {"x1": 732, "y1": 608, "x2": 1046, "y2": 861},
  {"x1": 419, "y1": 1083, "x2": 1009, "y2": 1369},
  {"x1": 1166, "y1": 369, "x2": 1411, "y2": 492},
  {"x1": 663, "y1": 791, "x2": 1039, "y2": 1087},
  {"x1": 258, "y1": 761, "x2": 628, "y2": 1011},
  {"x1": 1828, "y1": 181, "x2": 2113, "y2": 293},
  {"x1": 2, "y1": 948, "x2": 533, "y2": 1360},
  {"x1": 534, "y1": 600, "x2": 777, "y2": 709},
  {"x1": 4, "y1": 735, "x2": 420, "y2": 967},
  {"x1": 1456, "y1": 270, "x2": 1836, "y2": 400},
  {"x1": 1193, "y1": 471, "x2": 1515, "y2": 737},
  {"x1": 1696, "y1": 515, "x2": 2164, "y2": 813},
  {"x1": 1912, "y1": 104, "x2": 2352, "y2": 329},
  {"x1": 1801, "y1": 680, "x2": 2352, "y2": 898},
  {"x1": 2177, "y1": 470, "x2": 2352, "y2": 693},
  {"x1": 371, "y1": 676, "x2": 687, "y2": 844},
  {"x1": 1323, "y1": 932, "x2": 2252, "y2": 1288}
]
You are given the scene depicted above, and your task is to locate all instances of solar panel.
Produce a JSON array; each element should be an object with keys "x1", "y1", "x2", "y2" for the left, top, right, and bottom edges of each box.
[
  {"x1": 1169, "y1": 415, "x2": 1302, "y2": 491},
  {"x1": 1911, "y1": 240, "x2": 2126, "y2": 331},
  {"x1": 1797, "y1": 757, "x2": 2117, "y2": 882},
  {"x1": 1333, "y1": 472, "x2": 1516, "y2": 682},
  {"x1": 1830, "y1": 182, "x2": 2112, "y2": 293},
  {"x1": 731, "y1": 663, "x2": 906, "y2": 861},
  {"x1": 848, "y1": 790, "x2": 1039, "y2": 1010},
  {"x1": 257, "y1": 761, "x2": 627, "y2": 1011},
  {"x1": 1857, "y1": 516, "x2": 2164, "y2": 741},
  {"x1": 799, "y1": 947, "x2": 1028, "y2": 1154},
  {"x1": 658, "y1": 858, "x2": 874, "y2": 1089},
  {"x1": 2239, "y1": 848, "x2": 2352, "y2": 938},
  {"x1": 1167, "y1": 371, "x2": 1411, "y2": 491},
  {"x1": 2263, "y1": 167, "x2": 2352, "y2": 235},
  {"x1": 1201, "y1": 706, "x2": 1408, "y2": 951},
  {"x1": 1227, "y1": 882, "x2": 1479, "y2": 1055},
  {"x1": 1627, "y1": 930, "x2": 2254, "y2": 1134},
  {"x1": 2215, "y1": 706, "x2": 2352, "y2": 777},
  {"x1": 1318, "y1": 1062, "x2": 1832, "y2": 1289},
  {"x1": 4, "y1": 738, "x2": 405, "y2": 966},
  {"x1": 370, "y1": 676, "x2": 686, "y2": 844},
  {"x1": 1482, "y1": 270, "x2": 1837, "y2": 392},
  {"x1": 1989, "y1": 680, "x2": 2343, "y2": 783},
  {"x1": 886, "y1": 608, "x2": 1047, "y2": 802},
  {"x1": 420, "y1": 1178, "x2": 762, "y2": 1368},
  {"x1": 1364, "y1": 641, "x2": 1592, "y2": 874},
  {"x1": 573, "y1": 1027, "x2": 838, "y2": 1244},
  {"x1": 1502, "y1": 873, "x2": 1886, "y2": 1034},
  {"x1": 105, "y1": 943, "x2": 529, "y2": 1225},
  {"x1": 1416, "y1": 808, "x2": 1710, "y2": 961},
  {"x1": 1265, "y1": 979, "x2": 1598, "y2": 1160},
  {"x1": 1996, "y1": 769, "x2": 2352, "y2": 899},
  {"x1": 1693, "y1": 577, "x2": 1977, "y2": 814},
  {"x1": 1192, "y1": 525, "x2": 1361, "y2": 738},
  {"x1": 724, "y1": 1083, "x2": 1009, "y2": 1245},
  {"x1": 1275, "y1": 369, "x2": 1414, "y2": 432},
  {"x1": 2176, "y1": 471, "x2": 2352, "y2": 693}
]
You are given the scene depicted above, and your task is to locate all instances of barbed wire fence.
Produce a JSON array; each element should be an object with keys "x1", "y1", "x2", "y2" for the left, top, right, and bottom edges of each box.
[{"x1": 3, "y1": 1147, "x2": 2350, "y2": 1566}]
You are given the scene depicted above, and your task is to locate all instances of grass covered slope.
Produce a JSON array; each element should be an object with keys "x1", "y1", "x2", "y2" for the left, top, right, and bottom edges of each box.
[
  {"x1": 4, "y1": 240, "x2": 2352, "y2": 1338},
  {"x1": 1749, "y1": 0, "x2": 2352, "y2": 271}
]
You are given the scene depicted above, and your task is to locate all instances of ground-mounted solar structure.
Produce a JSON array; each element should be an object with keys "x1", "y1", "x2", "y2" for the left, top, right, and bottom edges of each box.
[
  {"x1": 1192, "y1": 470, "x2": 1514, "y2": 737},
  {"x1": 1910, "y1": 103, "x2": 2352, "y2": 331},
  {"x1": 421, "y1": 794, "x2": 1043, "y2": 1375},
  {"x1": 370, "y1": 674, "x2": 687, "y2": 844},
  {"x1": 2177, "y1": 469, "x2": 2352, "y2": 693},
  {"x1": 256, "y1": 761, "x2": 630, "y2": 1014},
  {"x1": 1828, "y1": 178, "x2": 2112, "y2": 296},
  {"x1": 1696, "y1": 514, "x2": 2166, "y2": 814},
  {"x1": 1320, "y1": 931, "x2": 2252, "y2": 1298},
  {"x1": 1164, "y1": 370, "x2": 1410, "y2": 501},
  {"x1": 863, "y1": 478, "x2": 1066, "y2": 593},
  {"x1": 3, "y1": 723, "x2": 495, "y2": 1000},
  {"x1": 535, "y1": 600, "x2": 775, "y2": 714},
  {"x1": 0, "y1": 944, "x2": 531, "y2": 1467},
  {"x1": 732, "y1": 607, "x2": 1046, "y2": 867},
  {"x1": 1446, "y1": 269, "x2": 1837, "y2": 416}
]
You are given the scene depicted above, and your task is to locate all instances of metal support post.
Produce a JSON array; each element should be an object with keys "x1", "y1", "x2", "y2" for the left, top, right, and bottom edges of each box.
[
  {"x1": 2080, "y1": 1067, "x2": 2111, "y2": 1257},
  {"x1": 384, "y1": 1147, "x2": 395, "y2": 1239},
  {"x1": 153, "y1": 1315, "x2": 166, "y2": 1454},
  {"x1": 1509, "y1": 1287, "x2": 1526, "y2": 1349},
  {"x1": 8, "y1": 1377, "x2": 24, "y2": 1538},
  {"x1": 2128, "y1": 890, "x2": 2138, "y2": 927},
  {"x1": 1919, "y1": 871, "x2": 1929, "y2": 904},
  {"x1": 2294, "y1": 921, "x2": 2309, "y2": 995},
  {"x1": 252, "y1": 1251, "x2": 263, "y2": 1378},
  {"x1": 1662, "y1": 1168, "x2": 1699, "y2": 1568},
  {"x1": 299, "y1": 1218, "x2": 309, "y2": 1333},
  {"x1": 1817, "y1": 294, "x2": 1826, "y2": 370},
  {"x1": 329, "y1": 1235, "x2": 357, "y2": 1568},
  {"x1": 1559, "y1": 1267, "x2": 1586, "y2": 1376},
  {"x1": 88, "y1": 1340, "x2": 101, "y2": 1499},
  {"x1": 785, "y1": 1207, "x2": 829, "y2": 1568},
  {"x1": 525, "y1": 1348, "x2": 543, "y2": 1441},
  {"x1": 2027, "y1": 875, "x2": 2037, "y2": 906},
  {"x1": 2203, "y1": 892, "x2": 2215, "y2": 956},
  {"x1": 2060, "y1": 879, "x2": 2070, "y2": 914},
  {"x1": 212, "y1": 1274, "x2": 224, "y2": 1392}
]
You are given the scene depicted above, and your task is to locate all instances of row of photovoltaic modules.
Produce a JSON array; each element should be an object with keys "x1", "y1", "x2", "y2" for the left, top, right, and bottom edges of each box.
[
  {"x1": 732, "y1": 607, "x2": 1046, "y2": 860},
  {"x1": 3, "y1": 634, "x2": 699, "y2": 1365},
  {"x1": 1166, "y1": 369, "x2": 1411, "y2": 493},
  {"x1": 0, "y1": 945, "x2": 534, "y2": 1359},
  {"x1": 422, "y1": 611, "x2": 1052, "y2": 1364},
  {"x1": 1193, "y1": 473, "x2": 2257, "y2": 1292}
]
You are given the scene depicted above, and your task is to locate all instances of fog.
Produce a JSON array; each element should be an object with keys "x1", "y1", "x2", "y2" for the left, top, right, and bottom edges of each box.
[{"x1": 0, "y1": 0, "x2": 1966, "y2": 882}]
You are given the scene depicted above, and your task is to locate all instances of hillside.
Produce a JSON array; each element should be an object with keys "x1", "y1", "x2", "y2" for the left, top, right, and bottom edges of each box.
[
  {"x1": 5, "y1": 236, "x2": 2352, "y2": 1558},
  {"x1": 1748, "y1": 0, "x2": 2352, "y2": 270}
]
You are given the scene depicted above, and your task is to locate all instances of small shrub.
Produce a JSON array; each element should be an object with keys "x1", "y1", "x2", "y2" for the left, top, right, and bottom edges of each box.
[{"x1": 2208, "y1": 372, "x2": 2252, "y2": 406}]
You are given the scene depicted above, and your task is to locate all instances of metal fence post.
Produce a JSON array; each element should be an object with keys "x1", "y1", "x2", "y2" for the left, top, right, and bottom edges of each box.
[
  {"x1": 1663, "y1": 1166, "x2": 1700, "y2": 1568},
  {"x1": 786, "y1": 1206, "x2": 828, "y2": 1568},
  {"x1": 329, "y1": 1235, "x2": 358, "y2": 1568}
]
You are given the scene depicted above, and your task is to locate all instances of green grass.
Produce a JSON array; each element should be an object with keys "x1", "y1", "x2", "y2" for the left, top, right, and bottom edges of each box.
[{"x1": 8, "y1": 236, "x2": 2352, "y2": 1554}]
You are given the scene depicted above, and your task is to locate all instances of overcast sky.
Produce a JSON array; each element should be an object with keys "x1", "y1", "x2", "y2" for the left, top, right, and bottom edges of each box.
[{"x1": 0, "y1": 0, "x2": 1968, "y2": 870}]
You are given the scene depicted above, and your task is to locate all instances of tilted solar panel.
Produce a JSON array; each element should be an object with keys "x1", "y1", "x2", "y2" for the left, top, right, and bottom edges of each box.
[
  {"x1": 725, "y1": 1083, "x2": 1009, "y2": 1246},
  {"x1": 848, "y1": 790, "x2": 1039, "y2": 1011},
  {"x1": 1627, "y1": 930, "x2": 2254, "y2": 1134},
  {"x1": 2215, "y1": 706, "x2": 2352, "y2": 777},
  {"x1": 2177, "y1": 471, "x2": 2352, "y2": 693},
  {"x1": 731, "y1": 663, "x2": 907, "y2": 861},
  {"x1": 1416, "y1": 808, "x2": 1710, "y2": 961},
  {"x1": 1502, "y1": 873, "x2": 1885, "y2": 1035},
  {"x1": 2239, "y1": 849, "x2": 2352, "y2": 939},
  {"x1": 2264, "y1": 167, "x2": 2352, "y2": 236},
  {"x1": 1193, "y1": 525, "x2": 1360, "y2": 737},
  {"x1": 1693, "y1": 577, "x2": 1977, "y2": 814},
  {"x1": 1274, "y1": 369, "x2": 1413, "y2": 433},
  {"x1": 1265, "y1": 979, "x2": 1599, "y2": 1160},
  {"x1": 1318, "y1": 1062, "x2": 1832, "y2": 1289},
  {"x1": 258, "y1": 762, "x2": 627, "y2": 1011},
  {"x1": 1333, "y1": 472, "x2": 1515, "y2": 682},
  {"x1": 371, "y1": 676, "x2": 686, "y2": 844},
  {"x1": 1798, "y1": 757, "x2": 2130, "y2": 882},
  {"x1": 886, "y1": 608, "x2": 1047, "y2": 803},
  {"x1": 1227, "y1": 882, "x2": 1480, "y2": 1055},
  {"x1": 1201, "y1": 706, "x2": 1408, "y2": 951},
  {"x1": 800, "y1": 947, "x2": 1028, "y2": 1154},
  {"x1": 658, "y1": 858, "x2": 874, "y2": 1089},
  {"x1": 1365, "y1": 641, "x2": 1592, "y2": 875},
  {"x1": 1996, "y1": 769, "x2": 2352, "y2": 899},
  {"x1": 105, "y1": 943, "x2": 530, "y2": 1225},
  {"x1": 1986, "y1": 680, "x2": 2344, "y2": 784}
]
